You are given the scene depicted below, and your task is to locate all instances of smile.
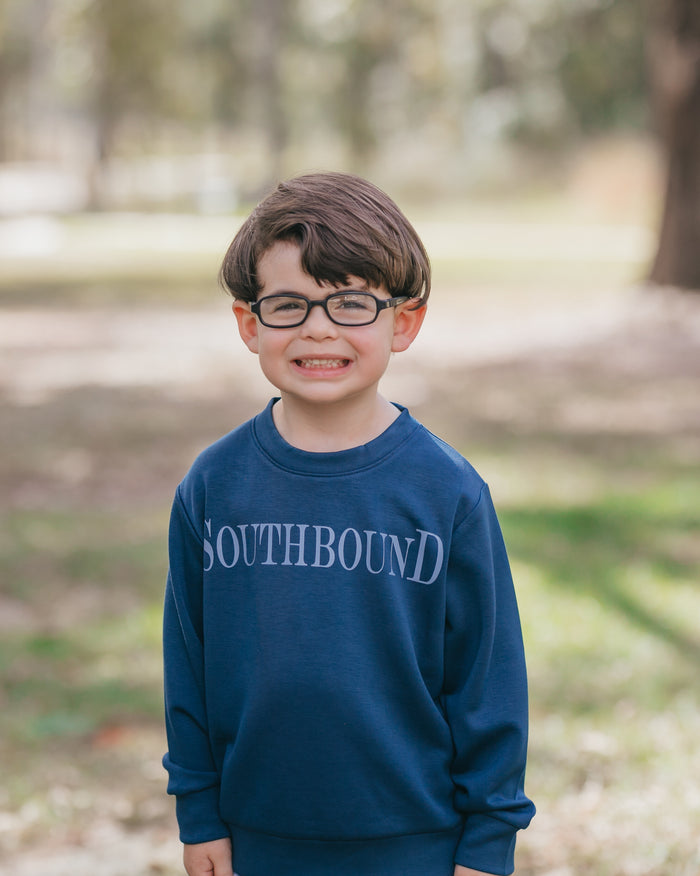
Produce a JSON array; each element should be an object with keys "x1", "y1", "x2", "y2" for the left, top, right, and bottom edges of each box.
[{"x1": 294, "y1": 358, "x2": 350, "y2": 369}]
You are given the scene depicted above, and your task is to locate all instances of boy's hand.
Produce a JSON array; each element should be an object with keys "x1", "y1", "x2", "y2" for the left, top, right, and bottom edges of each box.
[{"x1": 183, "y1": 838, "x2": 235, "y2": 876}]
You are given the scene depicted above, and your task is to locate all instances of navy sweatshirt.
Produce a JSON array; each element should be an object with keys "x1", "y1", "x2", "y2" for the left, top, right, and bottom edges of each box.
[{"x1": 163, "y1": 399, "x2": 534, "y2": 876}]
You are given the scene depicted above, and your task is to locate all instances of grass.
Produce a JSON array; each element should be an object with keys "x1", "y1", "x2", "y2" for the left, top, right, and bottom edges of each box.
[
  {"x1": 509, "y1": 483, "x2": 700, "y2": 712},
  {"x1": 1, "y1": 206, "x2": 699, "y2": 874},
  {"x1": 496, "y1": 466, "x2": 700, "y2": 874},
  {"x1": 0, "y1": 508, "x2": 166, "y2": 818}
]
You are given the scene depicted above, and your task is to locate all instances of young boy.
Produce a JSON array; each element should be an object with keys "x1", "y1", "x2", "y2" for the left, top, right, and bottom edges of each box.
[{"x1": 163, "y1": 172, "x2": 535, "y2": 876}]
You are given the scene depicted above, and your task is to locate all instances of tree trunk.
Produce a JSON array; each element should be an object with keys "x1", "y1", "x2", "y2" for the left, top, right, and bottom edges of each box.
[
  {"x1": 648, "y1": 0, "x2": 700, "y2": 290},
  {"x1": 252, "y1": 0, "x2": 290, "y2": 189}
]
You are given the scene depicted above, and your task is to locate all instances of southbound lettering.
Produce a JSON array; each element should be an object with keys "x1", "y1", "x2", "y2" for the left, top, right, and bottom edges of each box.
[{"x1": 203, "y1": 521, "x2": 444, "y2": 585}]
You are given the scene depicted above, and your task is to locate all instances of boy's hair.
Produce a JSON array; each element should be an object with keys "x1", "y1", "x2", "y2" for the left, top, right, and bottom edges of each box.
[{"x1": 219, "y1": 172, "x2": 431, "y2": 306}]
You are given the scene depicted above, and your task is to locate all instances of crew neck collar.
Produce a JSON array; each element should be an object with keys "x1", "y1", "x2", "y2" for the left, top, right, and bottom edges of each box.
[{"x1": 251, "y1": 398, "x2": 418, "y2": 476}]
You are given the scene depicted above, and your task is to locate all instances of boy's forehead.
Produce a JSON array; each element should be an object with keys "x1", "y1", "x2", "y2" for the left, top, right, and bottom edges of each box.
[{"x1": 258, "y1": 240, "x2": 383, "y2": 293}]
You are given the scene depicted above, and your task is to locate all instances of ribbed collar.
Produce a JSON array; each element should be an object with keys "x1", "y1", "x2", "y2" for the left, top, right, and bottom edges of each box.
[{"x1": 251, "y1": 398, "x2": 419, "y2": 476}]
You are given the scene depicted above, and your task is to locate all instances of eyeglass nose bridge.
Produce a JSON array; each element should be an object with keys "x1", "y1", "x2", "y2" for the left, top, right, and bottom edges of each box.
[{"x1": 303, "y1": 297, "x2": 340, "y2": 326}]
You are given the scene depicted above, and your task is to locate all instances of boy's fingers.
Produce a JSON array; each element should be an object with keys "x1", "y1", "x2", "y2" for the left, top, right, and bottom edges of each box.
[
  {"x1": 183, "y1": 839, "x2": 234, "y2": 876},
  {"x1": 210, "y1": 847, "x2": 235, "y2": 876}
]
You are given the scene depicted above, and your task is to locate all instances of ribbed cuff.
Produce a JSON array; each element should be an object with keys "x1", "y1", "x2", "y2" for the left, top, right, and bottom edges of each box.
[
  {"x1": 454, "y1": 815, "x2": 517, "y2": 876},
  {"x1": 175, "y1": 785, "x2": 230, "y2": 845}
]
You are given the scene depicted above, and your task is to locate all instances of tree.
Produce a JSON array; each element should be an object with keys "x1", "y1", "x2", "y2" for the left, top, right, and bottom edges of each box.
[
  {"x1": 0, "y1": 0, "x2": 52, "y2": 161},
  {"x1": 648, "y1": 0, "x2": 700, "y2": 290},
  {"x1": 82, "y1": 0, "x2": 177, "y2": 208},
  {"x1": 248, "y1": 0, "x2": 292, "y2": 188}
]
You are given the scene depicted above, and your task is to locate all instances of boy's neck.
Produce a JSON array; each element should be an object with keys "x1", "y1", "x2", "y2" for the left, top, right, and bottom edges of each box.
[{"x1": 271, "y1": 393, "x2": 400, "y2": 452}]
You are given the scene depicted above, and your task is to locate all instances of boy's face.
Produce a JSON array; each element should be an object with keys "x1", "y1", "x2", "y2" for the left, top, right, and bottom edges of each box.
[{"x1": 233, "y1": 241, "x2": 425, "y2": 414}]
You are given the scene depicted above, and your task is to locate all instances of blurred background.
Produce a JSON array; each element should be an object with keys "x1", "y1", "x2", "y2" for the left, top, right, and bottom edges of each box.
[{"x1": 1, "y1": 1, "x2": 699, "y2": 874}]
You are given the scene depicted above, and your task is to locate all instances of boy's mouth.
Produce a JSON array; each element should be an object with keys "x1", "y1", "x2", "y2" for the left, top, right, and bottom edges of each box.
[{"x1": 294, "y1": 358, "x2": 350, "y2": 370}]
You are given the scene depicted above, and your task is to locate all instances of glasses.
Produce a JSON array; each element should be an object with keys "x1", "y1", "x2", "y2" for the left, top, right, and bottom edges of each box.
[{"x1": 250, "y1": 291, "x2": 409, "y2": 328}]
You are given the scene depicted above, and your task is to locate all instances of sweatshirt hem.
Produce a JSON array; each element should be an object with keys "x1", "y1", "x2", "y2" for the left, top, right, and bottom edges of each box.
[{"x1": 228, "y1": 823, "x2": 463, "y2": 876}]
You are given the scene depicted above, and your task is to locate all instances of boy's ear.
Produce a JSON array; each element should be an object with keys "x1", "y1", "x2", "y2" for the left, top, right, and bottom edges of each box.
[
  {"x1": 391, "y1": 300, "x2": 427, "y2": 353},
  {"x1": 232, "y1": 300, "x2": 259, "y2": 354}
]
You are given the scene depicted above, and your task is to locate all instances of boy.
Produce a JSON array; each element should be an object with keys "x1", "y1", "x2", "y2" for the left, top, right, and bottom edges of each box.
[{"x1": 163, "y1": 172, "x2": 535, "y2": 876}]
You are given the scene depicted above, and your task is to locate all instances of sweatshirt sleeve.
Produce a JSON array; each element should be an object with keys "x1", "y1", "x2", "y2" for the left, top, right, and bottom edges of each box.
[
  {"x1": 162, "y1": 486, "x2": 230, "y2": 844},
  {"x1": 443, "y1": 484, "x2": 535, "y2": 875}
]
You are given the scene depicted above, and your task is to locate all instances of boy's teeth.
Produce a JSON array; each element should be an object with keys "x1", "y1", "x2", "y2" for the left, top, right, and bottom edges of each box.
[{"x1": 299, "y1": 358, "x2": 347, "y2": 367}]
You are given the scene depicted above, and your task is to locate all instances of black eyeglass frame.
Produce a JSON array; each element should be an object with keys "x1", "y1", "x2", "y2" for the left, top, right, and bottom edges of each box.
[{"x1": 250, "y1": 291, "x2": 409, "y2": 328}]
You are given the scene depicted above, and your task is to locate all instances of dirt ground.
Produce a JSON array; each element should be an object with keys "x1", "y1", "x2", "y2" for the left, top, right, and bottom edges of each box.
[{"x1": 1, "y1": 282, "x2": 699, "y2": 876}]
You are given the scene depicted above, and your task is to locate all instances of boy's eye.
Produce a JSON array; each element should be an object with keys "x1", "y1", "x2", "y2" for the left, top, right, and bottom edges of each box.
[
  {"x1": 332, "y1": 294, "x2": 373, "y2": 312},
  {"x1": 269, "y1": 297, "x2": 305, "y2": 313}
]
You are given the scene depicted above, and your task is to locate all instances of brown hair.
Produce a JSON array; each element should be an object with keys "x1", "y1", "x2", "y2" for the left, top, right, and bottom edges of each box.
[{"x1": 219, "y1": 172, "x2": 430, "y2": 306}]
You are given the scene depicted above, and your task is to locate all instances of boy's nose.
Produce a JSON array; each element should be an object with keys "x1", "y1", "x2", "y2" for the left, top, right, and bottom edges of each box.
[{"x1": 300, "y1": 302, "x2": 339, "y2": 338}]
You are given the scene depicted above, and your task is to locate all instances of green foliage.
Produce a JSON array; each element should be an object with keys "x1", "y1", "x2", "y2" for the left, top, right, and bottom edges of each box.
[
  {"x1": 555, "y1": 0, "x2": 649, "y2": 132},
  {"x1": 0, "y1": 0, "x2": 654, "y2": 193}
]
